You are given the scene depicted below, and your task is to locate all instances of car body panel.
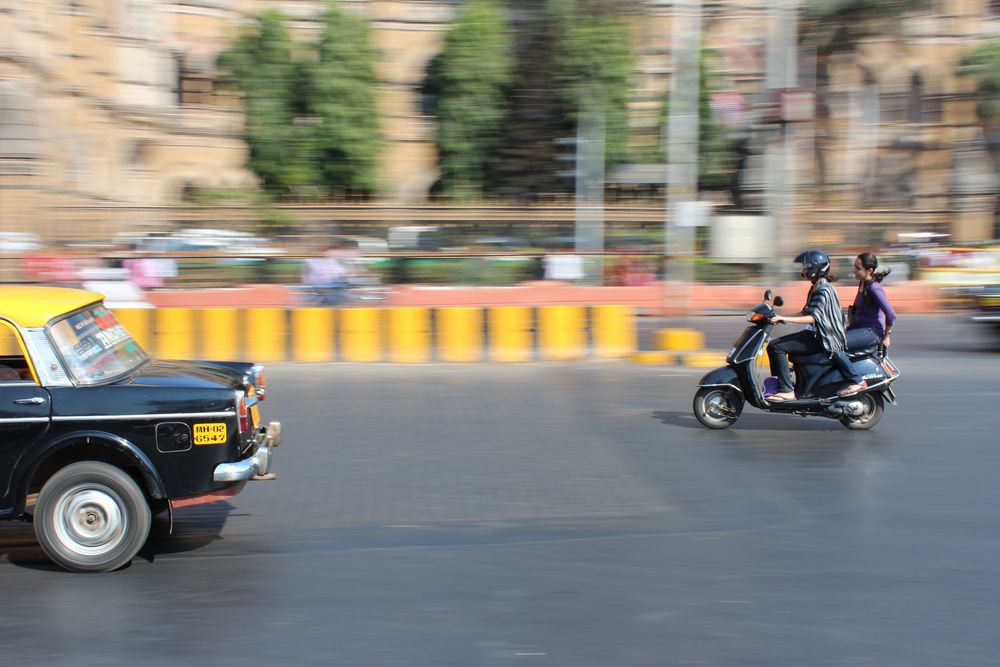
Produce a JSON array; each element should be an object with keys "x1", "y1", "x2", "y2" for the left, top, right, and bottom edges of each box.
[{"x1": 0, "y1": 287, "x2": 275, "y2": 520}]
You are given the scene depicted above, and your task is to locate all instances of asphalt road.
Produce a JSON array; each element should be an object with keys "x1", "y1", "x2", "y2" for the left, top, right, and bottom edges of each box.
[{"x1": 1, "y1": 316, "x2": 999, "y2": 666}]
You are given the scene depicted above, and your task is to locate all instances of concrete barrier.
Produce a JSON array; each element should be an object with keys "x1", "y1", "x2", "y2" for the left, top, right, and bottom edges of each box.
[
  {"x1": 111, "y1": 305, "x2": 637, "y2": 363},
  {"x1": 437, "y1": 307, "x2": 483, "y2": 362}
]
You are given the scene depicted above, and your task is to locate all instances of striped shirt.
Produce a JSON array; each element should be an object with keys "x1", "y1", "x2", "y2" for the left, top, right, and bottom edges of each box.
[{"x1": 802, "y1": 279, "x2": 847, "y2": 354}]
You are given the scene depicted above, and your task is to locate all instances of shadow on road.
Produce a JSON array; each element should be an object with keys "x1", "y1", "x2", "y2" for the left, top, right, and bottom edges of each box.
[
  {"x1": 0, "y1": 501, "x2": 235, "y2": 570},
  {"x1": 652, "y1": 410, "x2": 844, "y2": 432},
  {"x1": 139, "y1": 501, "x2": 236, "y2": 562}
]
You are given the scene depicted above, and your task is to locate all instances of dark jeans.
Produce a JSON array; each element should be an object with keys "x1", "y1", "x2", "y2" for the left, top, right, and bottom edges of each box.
[
  {"x1": 846, "y1": 326, "x2": 881, "y2": 351},
  {"x1": 767, "y1": 330, "x2": 823, "y2": 393},
  {"x1": 768, "y1": 330, "x2": 863, "y2": 393}
]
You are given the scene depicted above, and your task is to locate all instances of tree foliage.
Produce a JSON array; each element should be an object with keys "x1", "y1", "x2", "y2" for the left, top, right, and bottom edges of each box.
[
  {"x1": 217, "y1": 11, "x2": 312, "y2": 196},
  {"x1": 435, "y1": 0, "x2": 514, "y2": 200},
  {"x1": 217, "y1": 8, "x2": 381, "y2": 198},
  {"x1": 959, "y1": 41, "x2": 1000, "y2": 125},
  {"x1": 306, "y1": 6, "x2": 381, "y2": 196},
  {"x1": 553, "y1": 0, "x2": 634, "y2": 170},
  {"x1": 803, "y1": 0, "x2": 933, "y2": 50}
]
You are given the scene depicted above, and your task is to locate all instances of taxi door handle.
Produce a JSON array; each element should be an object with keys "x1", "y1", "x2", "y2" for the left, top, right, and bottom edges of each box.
[{"x1": 14, "y1": 397, "x2": 46, "y2": 405}]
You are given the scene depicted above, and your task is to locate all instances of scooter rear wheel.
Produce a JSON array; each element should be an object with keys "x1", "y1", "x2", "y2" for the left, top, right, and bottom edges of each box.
[
  {"x1": 838, "y1": 392, "x2": 884, "y2": 430},
  {"x1": 693, "y1": 387, "x2": 744, "y2": 429}
]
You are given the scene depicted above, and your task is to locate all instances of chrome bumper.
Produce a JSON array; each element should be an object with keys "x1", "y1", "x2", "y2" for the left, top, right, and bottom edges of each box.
[{"x1": 213, "y1": 421, "x2": 282, "y2": 482}]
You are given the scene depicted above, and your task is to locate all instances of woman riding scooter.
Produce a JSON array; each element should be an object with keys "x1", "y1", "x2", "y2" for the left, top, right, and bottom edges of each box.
[
  {"x1": 846, "y1": 252, "x2": 896, "y2": 361},
  {"x1": 767, "y1": 250, "x2": 864, "y2": 401}
]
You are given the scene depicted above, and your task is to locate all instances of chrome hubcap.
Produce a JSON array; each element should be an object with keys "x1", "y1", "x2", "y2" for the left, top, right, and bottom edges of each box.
[
  {"x1": 53, "y1": 486, "x2": 126, "y2": 556},
  {"x1": 702, "y1": 391, "x2": 733, "y2": 421}
]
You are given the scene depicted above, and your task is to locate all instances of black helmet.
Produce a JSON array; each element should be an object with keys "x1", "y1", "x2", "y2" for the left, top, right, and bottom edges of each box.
[{"x1": 794, "y1": 250, "x2": 831, "y2": 280}]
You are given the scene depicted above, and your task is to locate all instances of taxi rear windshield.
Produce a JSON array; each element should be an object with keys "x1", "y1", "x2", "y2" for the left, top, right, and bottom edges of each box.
[{"x1": 48, "y1": 304, "x2": 148, "y2": 385}]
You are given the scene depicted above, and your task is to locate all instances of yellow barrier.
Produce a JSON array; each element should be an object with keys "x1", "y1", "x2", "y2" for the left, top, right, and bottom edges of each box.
[
  {"x1": 200, "y1": 309, "x2": 240, "y2": 361},
  {"x1": 538, "y1": 306, "x2": 586, "y2": 361},
  {"x1": 437, "y1": 307, "x2": 483, "y2": 362},
  {"x1": 655, "y1": 328, "x2": 705, "y2": 351},
  {"x1": 85, "y1": 305, "x2": 648, "y2": 364},
  {"x1": 155, "y1": 309, "x2": 195, "y2": 359},
  {"x1": 340, "y1": 308, "x2": 382, "y2": 362},
  {"x1": 489, "y1": 307, "x2": 533, "y2": 362},
  {"x1": 245, "y1": 309, "x2": 287, "y2": 363},
  {"x1": 388, "y1": 308, "x2": 431, "y2": 363},
  {"x1": 591, "y1": 305, "x2": 636, "y2": 358},
  {"x1": 292, "y1": 308, "x2": 335, "y2": 362},
  {"x1": 114, "y1": 309, "x2": 153, "y2": 353}
]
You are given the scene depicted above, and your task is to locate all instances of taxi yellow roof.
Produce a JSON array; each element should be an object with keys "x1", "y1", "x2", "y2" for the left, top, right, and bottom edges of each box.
[{"x1": 0, "y1": 286, "x2": 104, "y2": 328}]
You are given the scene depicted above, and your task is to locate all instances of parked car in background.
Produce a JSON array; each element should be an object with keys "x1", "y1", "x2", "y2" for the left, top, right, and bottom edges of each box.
[
  {"x1": 0, "y1": 286, "x2": 281, "y2": 572},
  {"x1": 388, "y1": 225, "x2": 442, "y2": 251}
]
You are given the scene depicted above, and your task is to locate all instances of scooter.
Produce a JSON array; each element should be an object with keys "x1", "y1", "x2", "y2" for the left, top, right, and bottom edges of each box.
[{"x1": 693, "y1": 290, "x2": 900, "y2": 430}]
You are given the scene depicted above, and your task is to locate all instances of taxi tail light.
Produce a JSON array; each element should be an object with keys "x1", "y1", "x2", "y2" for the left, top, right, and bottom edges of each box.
[
  {"x1": 254, "y1": 369, "x2": 266, "y2": 401},
  {"x1": 237, "y1": 394, "x2": 249, "y2": 433}
]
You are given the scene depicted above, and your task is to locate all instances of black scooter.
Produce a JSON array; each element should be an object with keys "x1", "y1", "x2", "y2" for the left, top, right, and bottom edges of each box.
[{"x1": 693, "y1": 290, "x2": 900, "y2": 430}]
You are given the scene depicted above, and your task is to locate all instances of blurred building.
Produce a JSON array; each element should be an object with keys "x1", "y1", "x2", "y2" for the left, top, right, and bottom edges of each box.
[
  {"x1": 0, "y1": 0, "x2": 257, "y2": 240},
  {"x1": 3, "y1": 0, "x2": 1000, "y2": 243}
]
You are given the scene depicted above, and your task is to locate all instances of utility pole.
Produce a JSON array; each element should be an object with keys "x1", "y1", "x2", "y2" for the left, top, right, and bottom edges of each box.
[
  {"x1": 574, "y1": 94, "x2": 606, "y2": 285},
  {"x1": 665, "y1": 0, "x2": 702, "y2": 310},
  {"x1": 764, "y1": 0, "x2": 799, "y2": 279}
]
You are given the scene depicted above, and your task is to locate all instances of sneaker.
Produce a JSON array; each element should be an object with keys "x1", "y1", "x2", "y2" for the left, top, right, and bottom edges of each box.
[{"x1": 837, "y1": 381, "x2": 868, "y2": 397}]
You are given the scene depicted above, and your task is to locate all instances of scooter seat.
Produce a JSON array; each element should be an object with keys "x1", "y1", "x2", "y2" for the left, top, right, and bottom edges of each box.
[
  {"x1": 846, "y1": 343, "x2": 879, "y2": 359},
  {"x1": 789, "y1": 343, "x2": 878, "y2": 365}
]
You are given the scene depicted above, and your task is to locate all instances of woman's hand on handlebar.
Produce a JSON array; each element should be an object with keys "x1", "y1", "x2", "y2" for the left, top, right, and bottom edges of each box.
[{"x1": 769, "y1": 315, "x2": 785, "y2": 325}]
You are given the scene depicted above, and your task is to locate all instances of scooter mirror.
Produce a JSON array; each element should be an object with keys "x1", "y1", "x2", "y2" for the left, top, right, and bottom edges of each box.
[
  {"x1": 763, "y1": 289, "x2": 773, "y2": 302},
  {"x1": 774, "y1": 296, "x2": 784, "y2": 307}
]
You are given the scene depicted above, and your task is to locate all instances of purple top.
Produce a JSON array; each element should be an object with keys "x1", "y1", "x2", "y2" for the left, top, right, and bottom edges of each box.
[{"x1": 852, "y1": 281, "x2": 896, "y2": 337}]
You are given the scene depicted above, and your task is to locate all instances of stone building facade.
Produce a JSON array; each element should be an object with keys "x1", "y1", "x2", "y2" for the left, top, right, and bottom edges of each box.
[{"x1": 3, "y1": 0, "x2": 1000, "y2": 242}]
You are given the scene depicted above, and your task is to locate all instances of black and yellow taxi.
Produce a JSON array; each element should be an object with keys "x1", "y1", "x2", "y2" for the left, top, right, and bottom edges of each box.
[
  {"x1": 970, "y1": 284, "x2": 1000, "y2": 342},
  {"x1": 0, "y1": 286, "x2": 280, "y2": 572}
]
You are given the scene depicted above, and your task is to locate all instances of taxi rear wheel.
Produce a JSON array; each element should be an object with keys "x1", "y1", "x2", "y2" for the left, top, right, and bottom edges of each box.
[{"x1": 34, "y1": 462, "x2": 151, "y2": 573}]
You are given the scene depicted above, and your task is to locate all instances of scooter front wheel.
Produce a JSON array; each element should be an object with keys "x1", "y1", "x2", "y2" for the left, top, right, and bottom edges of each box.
[{"x1": 693, "y1": 387, "x2": 744, "y2": 429}]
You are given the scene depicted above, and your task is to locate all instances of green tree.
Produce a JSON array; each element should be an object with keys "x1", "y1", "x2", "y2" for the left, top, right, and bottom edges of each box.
[
  {"x1": 553, "y1": 0, "x2": 634, "y2": 170},
  {"x1": 803, "y1": 0, "x2": 933, "y2": 50},
  {"x1": 435, "y1": 0, "x2": 513, "y2": 199},
  {"x1": 958, "y1": 40, "x2": 1000, "y2": 238},
  {"x1": 217, "y1": 11, "x2": 316, "y2": 196},
  {"x1": 959, "y1": 41, "x2": 1000, "y2": 127},
  {"x1": 305, "y1": 6, "x2": 381, "y2": 197}
]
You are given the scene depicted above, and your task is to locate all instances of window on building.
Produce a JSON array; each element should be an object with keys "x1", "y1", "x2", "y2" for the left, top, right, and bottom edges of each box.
[
  {"x1": 907, "y1": 73, "x2": 925, "y2": 123},
  {"x1": 0, "y1": 81, "x2": 40, "y2": 161},
  {"x1": 178, "y1": 70, "x2": 215, "y2": 105}
]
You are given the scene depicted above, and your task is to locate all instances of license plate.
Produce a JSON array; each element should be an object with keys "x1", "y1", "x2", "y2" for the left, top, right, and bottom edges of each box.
[{"x1": 193, "y1": 423, "x2": 227, "y2": 445}]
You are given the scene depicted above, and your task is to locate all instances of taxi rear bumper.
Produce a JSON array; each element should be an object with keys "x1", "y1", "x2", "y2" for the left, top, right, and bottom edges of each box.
[{"x1": 213, "y1": 421, "x2": 281, "y2": 482}]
